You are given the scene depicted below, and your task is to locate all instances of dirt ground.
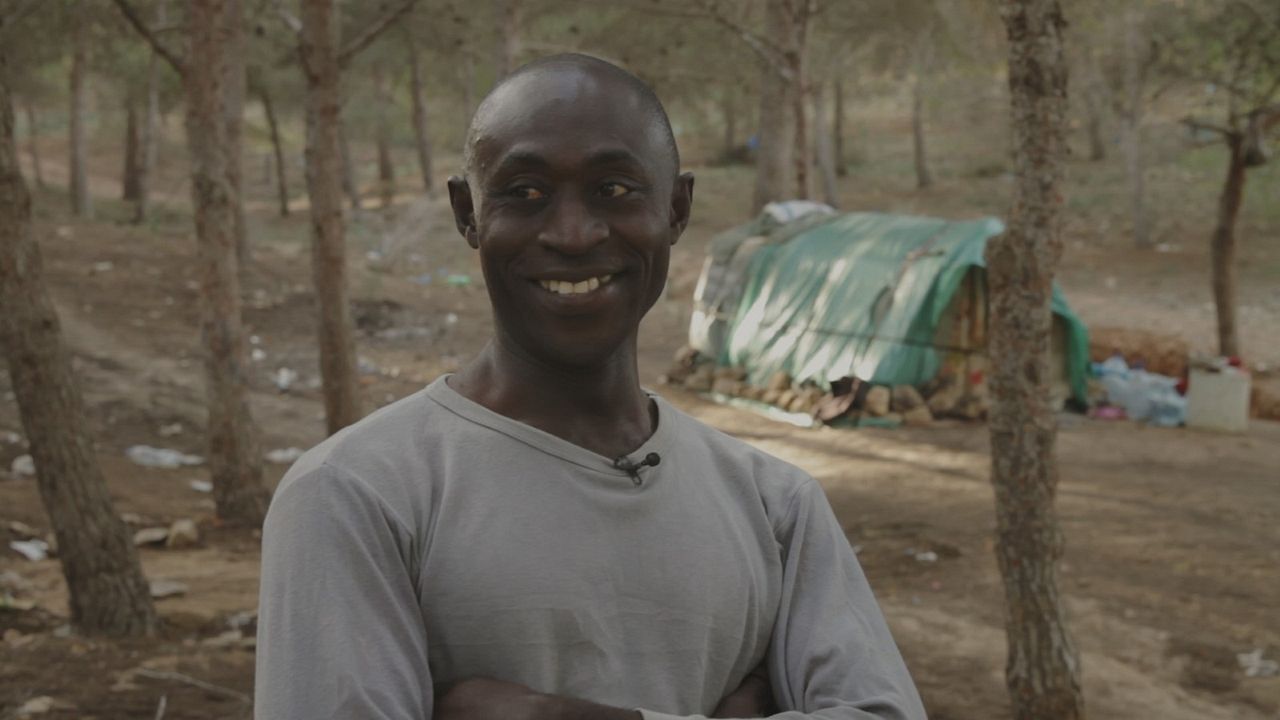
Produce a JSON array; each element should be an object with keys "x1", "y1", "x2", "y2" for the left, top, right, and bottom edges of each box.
[{"x1": 2, "y1": 122, "x2": 1279, "y2": 719}]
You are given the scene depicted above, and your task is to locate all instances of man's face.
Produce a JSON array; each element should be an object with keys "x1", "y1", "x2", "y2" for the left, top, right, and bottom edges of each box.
[{"x1": 449, "y1": 67, "x2": 693, "y2": 370}]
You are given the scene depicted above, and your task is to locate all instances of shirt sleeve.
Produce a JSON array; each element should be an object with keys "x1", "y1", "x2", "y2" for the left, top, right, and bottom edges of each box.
[
  {"x1": 255, "y1": 462, "x2": 432, "y2": 720},
  {"x1": 639, "y1": 479, "x2": 927, "y2": 720}
]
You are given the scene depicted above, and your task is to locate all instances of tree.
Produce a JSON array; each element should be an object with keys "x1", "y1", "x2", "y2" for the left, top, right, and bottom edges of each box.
[
  {"x1": 113, "y1": 0, "x2": 271, "y2": 525},
  {"x1": 250, "y1": 70, "x2": 291, "y2": 217},
  {"x1": 0, "y1": 33, "x2": 158, "y2": 637},
  {"x1": 372, "y1": 60, "x2": 396, "y2": 209},
  {"x1": 68, "y1": 0, "x2": 92, "y2": 218},
  {"x1": 986, "y1": 1, "x2": 1084, "y2": 718},
  {"x1": 494, "y1": 0, "x2": 523, "y2": 81},
  {"x1": 404, "y1": 27, "x2": 434, "y2": 194},
  {"x1": 277, "y1": 0, "x2": 417, "y2": 434},
  {"x1": 1157, "y1": 0, "x2": 1280, "y2": 358}
]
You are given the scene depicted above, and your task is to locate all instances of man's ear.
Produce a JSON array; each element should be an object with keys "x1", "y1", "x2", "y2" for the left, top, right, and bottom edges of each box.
[
  {"x1": 447, "y1": 176, "x2": 480, "y2": 249},
  {"x1": 668, "y1": 172, "x2": 695, "y2": 244}
]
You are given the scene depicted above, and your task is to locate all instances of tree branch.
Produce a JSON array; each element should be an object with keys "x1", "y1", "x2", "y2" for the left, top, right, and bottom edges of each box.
[
  {"x1": 0, "y1": 0, "x2": 42, "y2": 42},
  {"x1": 111, "y1": 0, "x2": 186, "y2": 77},
  {"x1": 337, "y1": 0, "x2": 420, "y2": 68},
  {"x1": 1181, "y1": 116, "x2": 1237, "y2": 140},
  {"x1": 271, "y1": 0, "x2": 302, "y2": 35}
]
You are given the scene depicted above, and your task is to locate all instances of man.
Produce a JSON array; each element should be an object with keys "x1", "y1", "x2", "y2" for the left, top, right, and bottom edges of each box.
[{"x1": 256, "y1": 54, "x2": 926, "y2": 720}]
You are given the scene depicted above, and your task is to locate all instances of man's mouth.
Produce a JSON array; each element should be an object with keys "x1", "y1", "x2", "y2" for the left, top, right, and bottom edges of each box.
[{"x1": 537, "y1": 274, "x2": 615, "y2": 296}]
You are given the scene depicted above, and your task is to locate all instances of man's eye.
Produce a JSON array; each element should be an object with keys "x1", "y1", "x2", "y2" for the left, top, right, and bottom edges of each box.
[
  {"x1": 600, "y1": 182, "x2": 631, "y2": 198},
  {"x1": 509, "y1": 186, "x2": 545, "y2": 200}
]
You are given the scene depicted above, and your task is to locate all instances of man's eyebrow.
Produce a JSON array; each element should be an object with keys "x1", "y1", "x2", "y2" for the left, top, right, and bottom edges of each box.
[
  {"x1": 489, "y1": 150, "x2": 551, "y2": 178},
  {"x1": 583, "y1": 148, "x2": 645, "y2": 168}
]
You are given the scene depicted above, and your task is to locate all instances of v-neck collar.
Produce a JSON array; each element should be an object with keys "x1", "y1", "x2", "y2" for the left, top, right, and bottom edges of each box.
[{"x1": 425, "y1": 375, "x2": 674, "y2": 480}]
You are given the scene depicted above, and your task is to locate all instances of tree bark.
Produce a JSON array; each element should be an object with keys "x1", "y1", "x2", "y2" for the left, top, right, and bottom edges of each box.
[
  {"x1": 988, "y1": 2, "x2": 1084, "y2": 719},
  {"x1": 813, "y1": 81, "x2": 838, "y2": 207},
  {"x1": 721, "y1": 87, "x2": 737, "y2": 162},
  {"x1": 24, "y1": 103, "x2": 44, "y2": 189},
  {"x1": 1, "y1": 61, "x2": 158, "y2": 638},
  {"x1": 223, "y1": 0, "x2": 249, "y2": 267},
  {"x1": 1122, "y1": 8, "x2": 1148, "y2": 248},
  {"x1": 69, "y1": 3, "x2": 93, "y2": 218},
  {"x1": 911, "y1": 76, "x2": 933, "y2": 188},
  {"x1": 1211, "y1": 136, "x2": 1246, "y2": 358},
  {"x1": 751, "y1": 0, "x2": 800, "y2": 213},
  {"x1": 461, "y1": 52, "x2": 476, "y2": 135},
  {"x1": 373, "y1": 63, "x2": 395, "y2": 209},
  {"x1": 338, "y1": 119, "x2": 362, "y2": 211},
  {"x1": 788, "y1": 4, "x2": 812, "y2": 201},
  {"x1": 183, "y1": 0, "x2": 270, "y2": 525},
  {"x1": 255, "y1": 80, "x2": 290, "y2": 216},
  {"x1": 405, "y1": 30, "x2": 434, "y2": 193},
  {"x1": 134, "y1": 10, "x2": 162, "y2": 225},
  {"x1": 122, "y1": 99, "x2": 142, "y2": 202},
  {"x1": 301, "y1": 0, "x2": 363, "y2": 434},
  {"x1": 494, "y1": 0, "x2": 521, "y2": 81},
  {"x1": 834, "y1": 78, "x2": 847, "y2": 177},
  {"x1": 1082, "y1": 49, "x2": 1106, "y2": 161}
]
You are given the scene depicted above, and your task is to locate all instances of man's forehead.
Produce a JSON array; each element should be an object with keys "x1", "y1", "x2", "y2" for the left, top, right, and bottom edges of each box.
[{"x1": 469, "y1": 64, "x2": 667, "y2": 176}]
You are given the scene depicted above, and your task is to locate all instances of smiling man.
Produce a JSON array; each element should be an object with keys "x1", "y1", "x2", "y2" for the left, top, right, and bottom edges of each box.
[{"x1": 255, "y1": 54, "x2": 926, "y2": 720}]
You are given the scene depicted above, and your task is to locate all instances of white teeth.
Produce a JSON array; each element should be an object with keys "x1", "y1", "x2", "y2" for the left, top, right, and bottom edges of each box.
[{"x1": 539, "y1": 275, "x2": 614, "y2": 295}]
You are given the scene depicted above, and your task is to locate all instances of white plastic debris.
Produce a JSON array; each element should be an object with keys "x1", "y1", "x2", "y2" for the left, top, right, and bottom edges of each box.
[
  {"x1": 265, "y1": 447, "x2": 305, "y2": 464},
  {"x1": 158, "y1": 423, "x2": 184, "y2": 438},
  {"x1": 914, "y1": 551, "x2": 938, "y2": 563},
  {"x1": 251, "y1": 348, "x2": 267, "y2": 362},
  {"x1": 149, "y1": 579, "x2": 189, "y2": 599},
  {"x1": 274, "y1": 367, "x2": 299, "y2": 392},
  {"x1": 91, "y1": 261, "x2": 114, "y2": 273},
  {"x1": 10, "y1": 454, "x2": 35, "y2": 477},
  {"x1": 9, "y1": 539, "x2": 49, "y2": 562},
  {"x1": 189, "y1": 480, "x2": 213, "y2": 493},
  {"x1": 16, "y1": 695, "x2": 56, "y2": 715},
  {"x1": 126, "y1": 445, "x2": 204, "y2": 469},
  {"x1": 1, "y1": 431, "x2": 20, "y2": 444},
  {"x1": 250, "y1": 335, "x2": 261, "y2": 345},
  {"x1": 132, "y1": 527, "x2": 170, "y2": 546},
  {"x1": 1238, "y1": 649, "x2": 1280, "y2": 678},
  {"x1": 445, "y1": 312, "x2": 459, "y2": 326}
]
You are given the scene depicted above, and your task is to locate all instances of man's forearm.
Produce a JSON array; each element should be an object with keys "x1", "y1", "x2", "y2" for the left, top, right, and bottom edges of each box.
[{"x1": 540, "y1": 693, "x2": 644, "y2": 720}]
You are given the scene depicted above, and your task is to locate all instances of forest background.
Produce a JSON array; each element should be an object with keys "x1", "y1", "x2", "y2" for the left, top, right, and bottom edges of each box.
[{"x1": 0, "y1": 1, "x2": 1278, "y2": 719}]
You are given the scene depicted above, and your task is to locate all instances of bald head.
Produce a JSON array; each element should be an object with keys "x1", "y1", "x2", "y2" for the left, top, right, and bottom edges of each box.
[{"x1": 463, "y1": 54, "x2": 680, "y2": 181}]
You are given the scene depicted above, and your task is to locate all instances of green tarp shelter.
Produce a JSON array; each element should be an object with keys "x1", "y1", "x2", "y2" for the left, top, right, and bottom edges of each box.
[{"x1": 690, "y1": 210, "x2": 1091, "y2": 405}]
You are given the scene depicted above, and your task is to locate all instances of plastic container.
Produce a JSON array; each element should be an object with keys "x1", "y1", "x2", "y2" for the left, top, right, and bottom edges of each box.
[{"x1": 1185, "y1": 367, "x2": 1251, "y2": 433}]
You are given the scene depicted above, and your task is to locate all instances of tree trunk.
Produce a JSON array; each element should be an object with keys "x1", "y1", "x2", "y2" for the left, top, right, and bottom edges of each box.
[
  {"x1": 405, "y1": 30, "x2": 434, "y2": 193},
  {"x1": 1122, "y1": 8, "x2": 1148, "y2": 248},
  {"x1": 834, "y1": 78, "x2": 847, "y2": 177},
  {"x1": 461, "y1": 53, "x2": 476, "y2": 135},
  {"x1": 494, "y1": 0, "x2": 522, "y2": 81},
  {"x1": 69, "y1": 3, "x2": 93, "y2": 218},
  {"x1": 24, "y1": 103, "x2": 44, "y2": 189},
  {"x1": 1082, "y1": 50, "x2": 1106, "y2": 161},
  {"x1": 789, "y1": 56, "x2": 810, "y2": 199},
  {"x1": 988, "y1": 2, "x2": 1084, "y2": 719},
  {"x1": 373, "y1": 64, "x2": 395, "y2": 209},
  {"x1": 134, "y1": 13, "x2": 162, "y2": 225},
  {"x1": 0, "y1": 62, "x2": 158, "y2": 638},
  {"x1": 122, "y1": 99, "x2": 142, "y2": 202},
  {"x1": 301, "y1": 0, "x2": 363, "y2": 434},
  {"x1": 912, "y1": 76, "x2": 933, "y2": 189},
  {"x1": 1211, "y1": 136, "x2": 1246, "y2": 358},
  {"x1": 813, "y1": 81, "x2": 838, "y2": 207},
  {"x1": 256, "y1": 81, "x2": 290, "y2": 216},
  {"x1": 183, "y1": 0, "x2": 270, "y2": 525},
  {"x1": 721, "y1": 87, "x2": 737, "y2": 162},
  {"x1": 223, "y1": 0, "x2": 249, "y2": 268},
  {"x1": 751, "y1": 0, "x2": 798, "y2": 213},
  {"x1": 338, "y1": 119, "x2": 362, "y2": 211}
]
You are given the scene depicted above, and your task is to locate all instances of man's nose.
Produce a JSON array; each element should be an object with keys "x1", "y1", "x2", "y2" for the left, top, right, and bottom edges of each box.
[{"x1": 537, "y1": 194, "x2": 607, "y2": 255}]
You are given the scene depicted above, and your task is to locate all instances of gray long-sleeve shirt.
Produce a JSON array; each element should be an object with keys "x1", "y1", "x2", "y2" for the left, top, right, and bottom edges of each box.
[{"x1": 255, "y1": 377, "x2": 925, "y2": 719}]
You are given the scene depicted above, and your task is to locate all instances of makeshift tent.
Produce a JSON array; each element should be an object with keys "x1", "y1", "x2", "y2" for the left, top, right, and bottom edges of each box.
[{"x1": 689, "y1": 210, "x2": 1091, "y2": 407}]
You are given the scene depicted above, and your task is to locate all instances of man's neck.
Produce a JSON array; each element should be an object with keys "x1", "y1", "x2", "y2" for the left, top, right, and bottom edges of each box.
[{"x1": 448, "y1": 339, "x2": 656, "y2": 460}]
